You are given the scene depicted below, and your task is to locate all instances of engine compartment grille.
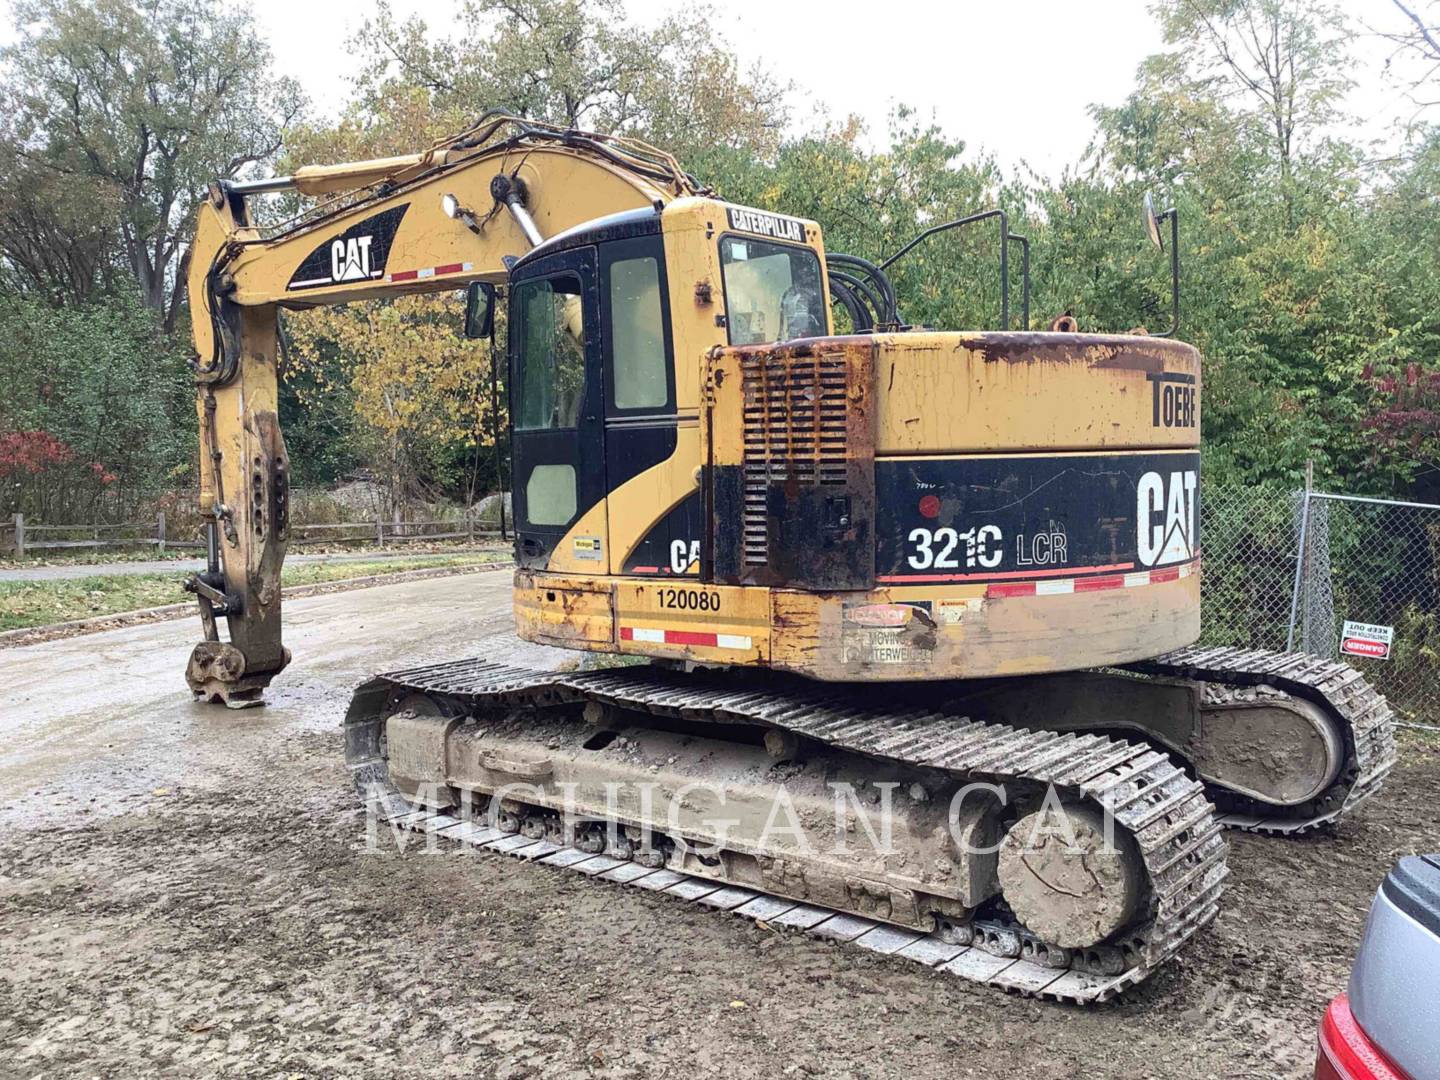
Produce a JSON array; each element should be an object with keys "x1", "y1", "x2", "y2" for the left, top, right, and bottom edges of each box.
[{"x1": 741, "y1": 352, "x2": 849, "y2": 565}]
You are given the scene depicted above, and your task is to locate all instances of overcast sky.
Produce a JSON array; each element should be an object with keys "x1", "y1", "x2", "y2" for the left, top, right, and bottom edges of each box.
[{"x1": 3, "y1": 0, "x2": 1432, "y2": 177}]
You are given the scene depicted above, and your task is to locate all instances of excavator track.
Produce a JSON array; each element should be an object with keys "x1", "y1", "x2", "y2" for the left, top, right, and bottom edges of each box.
[
  {"x1": 346, "y1": 659, "x2": 1229, "y2": 1004},
  {"x1": 1130, "y1": 646, "x2": 1397, "y2": 835}
]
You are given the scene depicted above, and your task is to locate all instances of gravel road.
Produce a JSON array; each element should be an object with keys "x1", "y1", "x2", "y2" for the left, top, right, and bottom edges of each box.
[{"x1": 1, "y1": 568, "x2": 1434, "y2": 1078}]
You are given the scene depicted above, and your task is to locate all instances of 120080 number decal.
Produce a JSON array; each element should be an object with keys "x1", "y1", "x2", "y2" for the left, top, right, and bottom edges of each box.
[{"x1": 658, "y1": 588, "x2": 722, "y2": 612}]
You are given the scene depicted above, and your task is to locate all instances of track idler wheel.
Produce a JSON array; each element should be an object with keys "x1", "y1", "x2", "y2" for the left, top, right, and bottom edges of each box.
[{"x1": 997, "y1": 803, "x2": 1144, "y2": 949}]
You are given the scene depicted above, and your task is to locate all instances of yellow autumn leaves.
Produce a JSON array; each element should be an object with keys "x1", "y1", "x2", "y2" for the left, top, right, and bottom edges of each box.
[{"x1": 284, "y1": 293, "x2": 502, "y2": 498}]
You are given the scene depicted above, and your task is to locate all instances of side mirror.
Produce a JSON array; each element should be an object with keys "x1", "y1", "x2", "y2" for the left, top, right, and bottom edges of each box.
[
  {"x1": 1140, "y1": 193, "x2": 1180, "y2": 337},
  {"x1": 1142, "y1": 191, "x2": 1164, "y2": 250},
  {"x1": 464, "y1": 281, "x2": 496, "y2": 340}
]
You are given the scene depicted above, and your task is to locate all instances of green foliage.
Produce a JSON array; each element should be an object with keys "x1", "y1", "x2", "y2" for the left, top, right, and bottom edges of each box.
[
  {"x1": 1384, "y1": 603, "x2": 1440, "y2": 721},
  {"x1": 276, "y1": 330, "x2": 364, "y2": 489},
  {"x1": 349, "y1": 0, "x2": 787, "y2": 163},
  {"x1": 0, "y1": 292, "x2": 194, "y2": 517},
  {"x1": 1149, "y1": 0, "x2": 1353, "y2": 182},
  {"x1": 1195, "y1": 486, "x2": 1302, "y2": 649},
  {"x1": 712, "y1": 112, "x2": 1010, "y2": 332},
  {"x1": 0, "y1": 0, "x2": 304, "y2": 325},
  {"x1": 998, "y1": 1, "x2": 1439, "y2": 490}
]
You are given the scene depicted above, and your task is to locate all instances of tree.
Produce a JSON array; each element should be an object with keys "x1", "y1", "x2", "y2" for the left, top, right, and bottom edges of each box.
[
  {"x1": 280, "y1": 82, "x2": 503, "y2": 511},
  {"x1": 0, "y1": 135, "x2": 119, "y2": 303},
  {"x1": 1029, "y1": 19, "x2": 1385, "y2": 488},
  {"x1": 1380, "y1": 1, "x2": 1440, "y2": 104},
  {"x1": 284, "y1": 294, "x2": 497, "y2": 512},
  {"x1": 352, "y1": 0, "x2": 787, "y2": 165},
  {"x1": 272, "y1": 0, "x2": 789, "y2": 511},
  {"x1": 0, "y1": 0, "x2": 304, "y2": 327},
  {"x1": 1362, "y1": 362, "x2": 1440, "y2": 495},
  {"x1": 1149, "y1": 0, "x2": 1353, "y2": 219},
  {"x1": 709, "y1": 110, "x2": 1009, "y2": 334},
  {"x1": 1352, "y1": 130, "x2": 1440, "y2": 496}
]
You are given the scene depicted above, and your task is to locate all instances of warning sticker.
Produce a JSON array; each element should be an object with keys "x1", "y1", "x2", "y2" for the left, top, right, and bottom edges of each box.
[
  {"x1": 843, "y1": 602, "x2": 930, "y2": 628},
  {"x1": 1340, "y1": 620, "x2": 1393, "y2": 661},
  {"x1": 572, "y1": 536, "x2": 603, "y2": 561},
  {"x1": 936, "y1": 597, "x2": 984, "y2": 625},
  {"x1": 841, "y1": 629, "x2": 932, "y2": 665}
]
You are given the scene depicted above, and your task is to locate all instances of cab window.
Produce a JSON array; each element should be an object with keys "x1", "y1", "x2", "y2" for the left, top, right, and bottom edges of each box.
[
  {"x1": 525, "y1": 464, "x2": 577, "y2": 526},
  {"x1": 719, "y1": 237, "x2": 825, "y2": 345},
  {"x1": 514, "y1": 274, "x2": 585, "y2": 431},
  {"x1": 608, "y1": 255, "x2": 667, "y2": 410}
]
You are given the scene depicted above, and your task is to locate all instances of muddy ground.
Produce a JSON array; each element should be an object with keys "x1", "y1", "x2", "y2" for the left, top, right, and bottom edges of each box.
[{"x1": 1, "y1": 569, "x2": 1435, "y2": 1078}]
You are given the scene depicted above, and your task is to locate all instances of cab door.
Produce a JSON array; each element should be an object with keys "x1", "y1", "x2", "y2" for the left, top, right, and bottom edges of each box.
[
  {"x1": 509, "y1": 246, "x2": 608, "y2": 571},
  {"x1": 599, "y1": 234, "x2": 697, "y2": 576}
]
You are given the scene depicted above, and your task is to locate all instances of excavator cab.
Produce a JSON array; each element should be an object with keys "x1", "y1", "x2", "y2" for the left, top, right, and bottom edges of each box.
[
  {"x1": 497, "y1": 189, "x2": 1211, "y2": 678},
  {"x1": 504, "y1": 208, "x2": 678, "y2": 573},
  {"x1": 498, "y1": 198, "x2": 841, "y2": 591}
]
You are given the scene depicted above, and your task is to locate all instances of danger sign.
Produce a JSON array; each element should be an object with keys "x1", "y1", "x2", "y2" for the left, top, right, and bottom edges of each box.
[{"x1": 1340, "y1": 620, "x2": 1394, "y2": 661}]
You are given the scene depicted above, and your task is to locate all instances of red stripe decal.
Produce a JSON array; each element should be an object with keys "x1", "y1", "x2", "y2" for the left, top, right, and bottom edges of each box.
[
  {"x1": 664, "y1": 629, "x2": 719, "y2": 647},
  {"x1": 1075, "y1": 574, "x2": 1125, "y2": 592},
  {"x1": 389, "y1": 269, "x2": 420, "y2": 282},
  {"x1": 631, "y1": 566, "x2": 660, "y2": 574},
  {"x1": 987, "y1": 582, "x2": 1037, "y2": 598},
  {"x1": 1150, "y1": 566, "x2": 1181, "y2": 583},
  {"x1": 878, "y1": 561, "x2": 1135, "y2": 584},
  {"x1": 619, "y1": 626, "x2": 635, "y2": 641},
  {"x1": 433, "y1": 262, "x2": 467, "y2": 275}
]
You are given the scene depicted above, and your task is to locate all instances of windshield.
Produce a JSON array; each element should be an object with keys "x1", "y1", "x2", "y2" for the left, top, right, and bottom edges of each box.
[{"x1": 719, "y1": 235, "x2": 825, "y2": 345}]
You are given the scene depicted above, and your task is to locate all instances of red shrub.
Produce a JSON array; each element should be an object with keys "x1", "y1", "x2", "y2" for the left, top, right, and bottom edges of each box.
[{"x1": 0, "y1": 430, "x2": 76, "y2": 478}]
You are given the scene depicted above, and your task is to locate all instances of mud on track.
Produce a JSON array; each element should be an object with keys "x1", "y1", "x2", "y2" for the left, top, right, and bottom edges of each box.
[{"x1": 1, "y1": 571, "x2": 1435, "y2": 1078}]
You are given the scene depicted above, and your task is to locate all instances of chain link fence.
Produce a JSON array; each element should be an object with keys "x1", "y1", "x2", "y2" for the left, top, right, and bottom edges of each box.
[{"x1": 1201, "y1": 484, "x2": 1440, "y2": 727}]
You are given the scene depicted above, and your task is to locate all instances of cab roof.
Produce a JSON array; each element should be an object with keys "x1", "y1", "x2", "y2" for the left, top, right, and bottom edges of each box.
[{"x1": 508, "y1": 207, "x2": 661, "y2": 273}]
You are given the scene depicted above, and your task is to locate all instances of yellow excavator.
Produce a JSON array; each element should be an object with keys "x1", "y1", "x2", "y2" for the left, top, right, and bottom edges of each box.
[{"x1": 184, "y1": 112, "x2": 1395, "y2": 1002}]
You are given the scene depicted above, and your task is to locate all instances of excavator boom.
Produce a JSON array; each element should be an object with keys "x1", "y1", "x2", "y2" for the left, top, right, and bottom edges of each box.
[{"x1": 184, "y1": 114, "x2": 700, "y2": 704}]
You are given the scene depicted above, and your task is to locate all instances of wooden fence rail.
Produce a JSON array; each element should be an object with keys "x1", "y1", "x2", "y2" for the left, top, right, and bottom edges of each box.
[{"x1": 3, "y1": 513, "x2": 503, "y2": 558}]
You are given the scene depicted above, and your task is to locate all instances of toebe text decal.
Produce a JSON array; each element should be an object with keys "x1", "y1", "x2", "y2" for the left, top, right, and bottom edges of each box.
[
  {"x1": 287, "y1": 204, "x2": 410, "y2": 291},
  {"x1": 1148, "y1": 372, "x2": 1197, "y2": 428},
  {"x1": 1137, "y1": 469, "x2": 1197, "y2": 566}
]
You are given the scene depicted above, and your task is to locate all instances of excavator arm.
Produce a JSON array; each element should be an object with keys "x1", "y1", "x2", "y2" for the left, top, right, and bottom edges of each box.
[{"x1": 184, "y1": 113, "x2": 700, "y2": 706}]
